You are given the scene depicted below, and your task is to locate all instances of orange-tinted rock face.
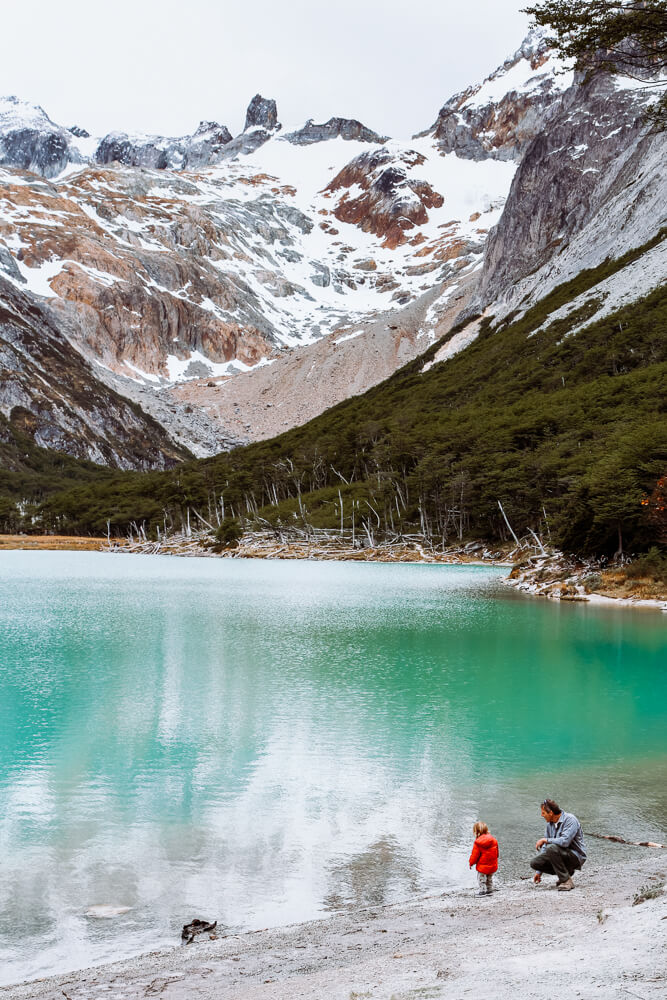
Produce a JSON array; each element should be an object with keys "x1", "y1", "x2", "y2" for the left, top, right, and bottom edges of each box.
[
  {"x1": 326, "y1": 149, "x2": 444, "y2": 249},
  {"x1": 0, "y1": 166, "x2": 277, "y2": 377}
]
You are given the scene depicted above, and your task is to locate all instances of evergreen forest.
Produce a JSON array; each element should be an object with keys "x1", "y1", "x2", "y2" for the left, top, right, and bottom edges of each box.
[{"x1": 1, "y1": 235, "x2": 666, "y2": 558}]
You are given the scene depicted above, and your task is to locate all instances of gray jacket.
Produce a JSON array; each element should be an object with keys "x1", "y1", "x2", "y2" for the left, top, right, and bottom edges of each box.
[{"x1": 543, "y1": 811, "x2": 587, "y2": 863}]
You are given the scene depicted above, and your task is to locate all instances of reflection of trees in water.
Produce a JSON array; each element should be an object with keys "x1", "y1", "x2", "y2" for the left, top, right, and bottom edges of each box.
[{"x1": 323, "y1": 836, "x2": 422, "y2": 911}]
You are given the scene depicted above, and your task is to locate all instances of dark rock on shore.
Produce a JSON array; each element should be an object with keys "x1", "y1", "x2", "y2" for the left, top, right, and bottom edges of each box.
[{"x1": 181, "y1": 919, "x2": 217, "y2": 944}]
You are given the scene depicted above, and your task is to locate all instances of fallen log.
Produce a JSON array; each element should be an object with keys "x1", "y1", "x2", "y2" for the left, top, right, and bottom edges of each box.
[{"x1": 586, "y1": 832, "x2": 666, "y2": 848}]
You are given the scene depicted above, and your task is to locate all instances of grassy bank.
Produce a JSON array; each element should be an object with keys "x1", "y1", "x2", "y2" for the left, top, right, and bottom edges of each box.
[{"x1": 0, "y1": 534, "x2": 126, "y2": 551}]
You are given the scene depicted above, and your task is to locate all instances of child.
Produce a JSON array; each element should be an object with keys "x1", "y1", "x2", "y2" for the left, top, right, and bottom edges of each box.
[{"x1": 469, "y1": 821, "x2": 499, "y2": 895}]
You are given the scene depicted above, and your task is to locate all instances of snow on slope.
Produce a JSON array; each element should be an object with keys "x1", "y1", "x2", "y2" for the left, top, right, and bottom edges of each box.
[
  {"x1": 0, "y1": 95, "x2": 60, "y2": 132},
  {"x1": 0, "y1": 130, "x2": 516, "y2": 386},
  {"x1": 187, "y1": 134, "x2": 516, "y2": 345},
  {"x1": 461, "y1": 44, "x2": 573, "y2": 110}
]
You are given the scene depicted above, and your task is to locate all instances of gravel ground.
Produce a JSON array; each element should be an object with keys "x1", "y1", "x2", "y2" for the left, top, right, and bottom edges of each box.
[{"x1": 5, "y1": 853, "x2": 665, "y2": 1000}]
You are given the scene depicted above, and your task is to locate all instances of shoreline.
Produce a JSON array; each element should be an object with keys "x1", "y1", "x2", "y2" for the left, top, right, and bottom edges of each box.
[
  {"x1": 2, "y1": 533, "x2": 665, "y2": 611},
  {"x1": 0, "y1": 534, "x2": 117, "y2": 551},
  {"x1": 5, "y1": 852, "x2": 665, "y2": 999}
]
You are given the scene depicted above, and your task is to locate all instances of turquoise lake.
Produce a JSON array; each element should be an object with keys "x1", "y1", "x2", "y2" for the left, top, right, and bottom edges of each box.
[{"x1": 0, "y1": 551, "x2": 666, "y2": 985}]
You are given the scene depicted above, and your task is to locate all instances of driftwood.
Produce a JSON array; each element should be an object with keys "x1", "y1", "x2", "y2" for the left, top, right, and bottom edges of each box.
[
  {"x1": 181, "y1": 918, "x2": 217, "y2": 944},
  {"x1": 114, "y1": 527, "x2": 517, "y2": 565},
  {"x1": 586, "y1": 832, "x2": 666, "y2": 849}
]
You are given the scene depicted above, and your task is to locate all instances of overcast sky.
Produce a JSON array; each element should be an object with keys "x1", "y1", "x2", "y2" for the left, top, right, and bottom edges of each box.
[{"x1": 3, "y1": 1, "x2": 532, "y2": 138}]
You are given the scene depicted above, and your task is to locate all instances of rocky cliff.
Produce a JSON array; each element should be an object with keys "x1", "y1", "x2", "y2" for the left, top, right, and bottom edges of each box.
[
  {"x1": 284, "y1": 117, "x2": 386, "y2": 146},
  {"x1": 0, "y1": 276, "x2": 189, "y2": 468},
  {"x1": 0, "y1": 96, "x2": 91, "y2": 178},
  {"x1": 95, "y1": 121, "x2": 234, "y2": 171},
  {"x1": 476, "y1": 70, "x2": 666, "y2": 316}
]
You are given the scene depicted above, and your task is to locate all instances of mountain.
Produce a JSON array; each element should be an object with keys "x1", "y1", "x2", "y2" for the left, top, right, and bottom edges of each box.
[
  {"x1": 420, "y1": 28, "x2": 574, "y2": 160},
  {"x1": 0, "y1": 87, "x2": 519, "y2": 460},
  {"x1": 0, "y1": 30, "x2": 665, "y2": 475},
  {"x1": 0, "y1": 96, "x2": 93, "y2": 178},
  {"x1": 0, "y1": 275, "x2": 190, "y2": 468}
]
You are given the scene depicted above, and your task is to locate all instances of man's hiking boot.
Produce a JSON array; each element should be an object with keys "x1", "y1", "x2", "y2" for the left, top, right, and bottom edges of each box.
[{"x1": 557, "y1": 877, "x2": 575, "y2": 891}]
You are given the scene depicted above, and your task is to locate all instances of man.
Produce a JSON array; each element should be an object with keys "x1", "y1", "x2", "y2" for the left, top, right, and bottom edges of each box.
[{"x1": 530, "y1": 798, "x2": 587, "y2": 891}]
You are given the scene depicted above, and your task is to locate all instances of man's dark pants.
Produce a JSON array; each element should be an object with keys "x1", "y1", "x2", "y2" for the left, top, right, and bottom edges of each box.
[{"x1": 530, "y1": 844, "x2": 582, "y2": 883}]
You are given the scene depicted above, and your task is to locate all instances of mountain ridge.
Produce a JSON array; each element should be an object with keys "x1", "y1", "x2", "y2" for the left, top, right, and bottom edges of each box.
[{"x1": 0, "y1": 28, "x2": 664, "y2": 476}]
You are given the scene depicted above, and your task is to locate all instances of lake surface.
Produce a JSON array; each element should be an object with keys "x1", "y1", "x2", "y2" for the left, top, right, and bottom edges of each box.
[{"x1": 0, "y1": 551, "x2": 665, "y2": 985}]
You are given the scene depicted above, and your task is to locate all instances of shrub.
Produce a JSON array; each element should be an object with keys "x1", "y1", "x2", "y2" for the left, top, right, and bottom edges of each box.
[
  {"x1": 632, "y1": 882, "x2": 664, "y2": 906},
  {"x1": 625, "y1": 547, "x2": 667, "y2": 583},
  {"x1": 214, "y1": 517, "x2": 243, "y2": 549}
]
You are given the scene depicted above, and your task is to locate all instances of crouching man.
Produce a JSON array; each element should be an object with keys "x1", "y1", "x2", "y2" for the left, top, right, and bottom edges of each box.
[{"x1": 530, "y1": 798, "x2": 587, "y2": 891}]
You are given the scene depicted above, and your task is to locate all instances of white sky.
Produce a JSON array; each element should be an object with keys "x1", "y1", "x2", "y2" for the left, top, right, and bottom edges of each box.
[{"x1": 2, "y1": 1, "x2": 532, "y2": 139}]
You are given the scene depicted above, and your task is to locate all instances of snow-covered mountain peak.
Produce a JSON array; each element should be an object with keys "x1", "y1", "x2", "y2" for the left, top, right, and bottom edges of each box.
[
  {"x1": 421, "y1": 29, "x2": 573, "y2": 162},
  {"x1": 0, "y1": 95, "x2": 56, "y2": 130},
  {"x1": 1, "y1": 28, "x2": 662, "y2": 464},
  {"x1": 459, "y1": 27, "x2": 572, "y2": 112},
  {"x1": 194, "y1": 120, "x2": 225, "y2": 137},
  {"x1": 0, "y1": 95, "x2": 87, "y2": 178}
]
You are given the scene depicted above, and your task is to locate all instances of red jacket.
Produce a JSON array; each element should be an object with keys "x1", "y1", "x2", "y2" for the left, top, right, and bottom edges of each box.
[{"x1": 469, "y1": 833, "x2": 499, "y2": 874}]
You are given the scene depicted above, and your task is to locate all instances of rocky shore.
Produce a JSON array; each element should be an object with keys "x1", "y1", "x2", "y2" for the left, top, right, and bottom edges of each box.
[
  {"x1": 507, "y1": 549, "x2": 667, "y2": 611},
  {"x1": 5, "y1": 852, "x2": 665, "y2": 999}
]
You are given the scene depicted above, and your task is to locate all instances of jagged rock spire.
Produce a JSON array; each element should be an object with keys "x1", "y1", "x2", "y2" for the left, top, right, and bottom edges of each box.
[{"x1": 244, "y1": 94, "x2": 279, "y2": 131}]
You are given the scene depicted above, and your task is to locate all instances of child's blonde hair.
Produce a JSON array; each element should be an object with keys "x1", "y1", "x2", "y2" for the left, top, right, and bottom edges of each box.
[{"x1": 473, "y1": 821, "x2": 489, "y2": 836}]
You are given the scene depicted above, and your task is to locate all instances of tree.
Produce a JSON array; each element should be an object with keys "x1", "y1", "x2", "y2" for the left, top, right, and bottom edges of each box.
[
  {"x1": 524, "y1": 1, "x2": 667, "y2": 128},
  {"x1": 641, "y1": 473, "x2": 667, "y2": 544},
  {"x1": 213, "y1": 517, "x2": 243, "y2": 550},
  {"x1": 0, "y1": 495, "x2": 20, "y2": 533}
]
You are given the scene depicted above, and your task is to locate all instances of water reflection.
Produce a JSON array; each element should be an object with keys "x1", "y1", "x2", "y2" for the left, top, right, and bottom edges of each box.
[
  {"x1": 0, "y1": 552, "x2": 665, "y2": 985},
  {"x1": 324, "y1": 837, "x2": 422, "y2": 910}
]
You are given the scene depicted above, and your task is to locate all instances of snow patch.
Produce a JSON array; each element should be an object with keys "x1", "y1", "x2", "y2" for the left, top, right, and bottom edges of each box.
[
  {"x1": 334, "y1": 329, "x2": 363, "y2": 344},
  {"x1": 421, "y1": 318, "x2": 483, "y2": 373},
  {"x1": 14, "y1": 257, "x2": 63, "y2": 297},
  {"x1": 165, "y1": 351, "x2": 276, "y2": 382},
  {"x1": 463, "y1": 55, "x2": 573, "y2": 110}
]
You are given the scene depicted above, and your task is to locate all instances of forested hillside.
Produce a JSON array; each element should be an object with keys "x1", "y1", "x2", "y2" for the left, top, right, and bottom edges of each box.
[{"x1": 3, "y1": 234, "x2": 665, "y2": 558}]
